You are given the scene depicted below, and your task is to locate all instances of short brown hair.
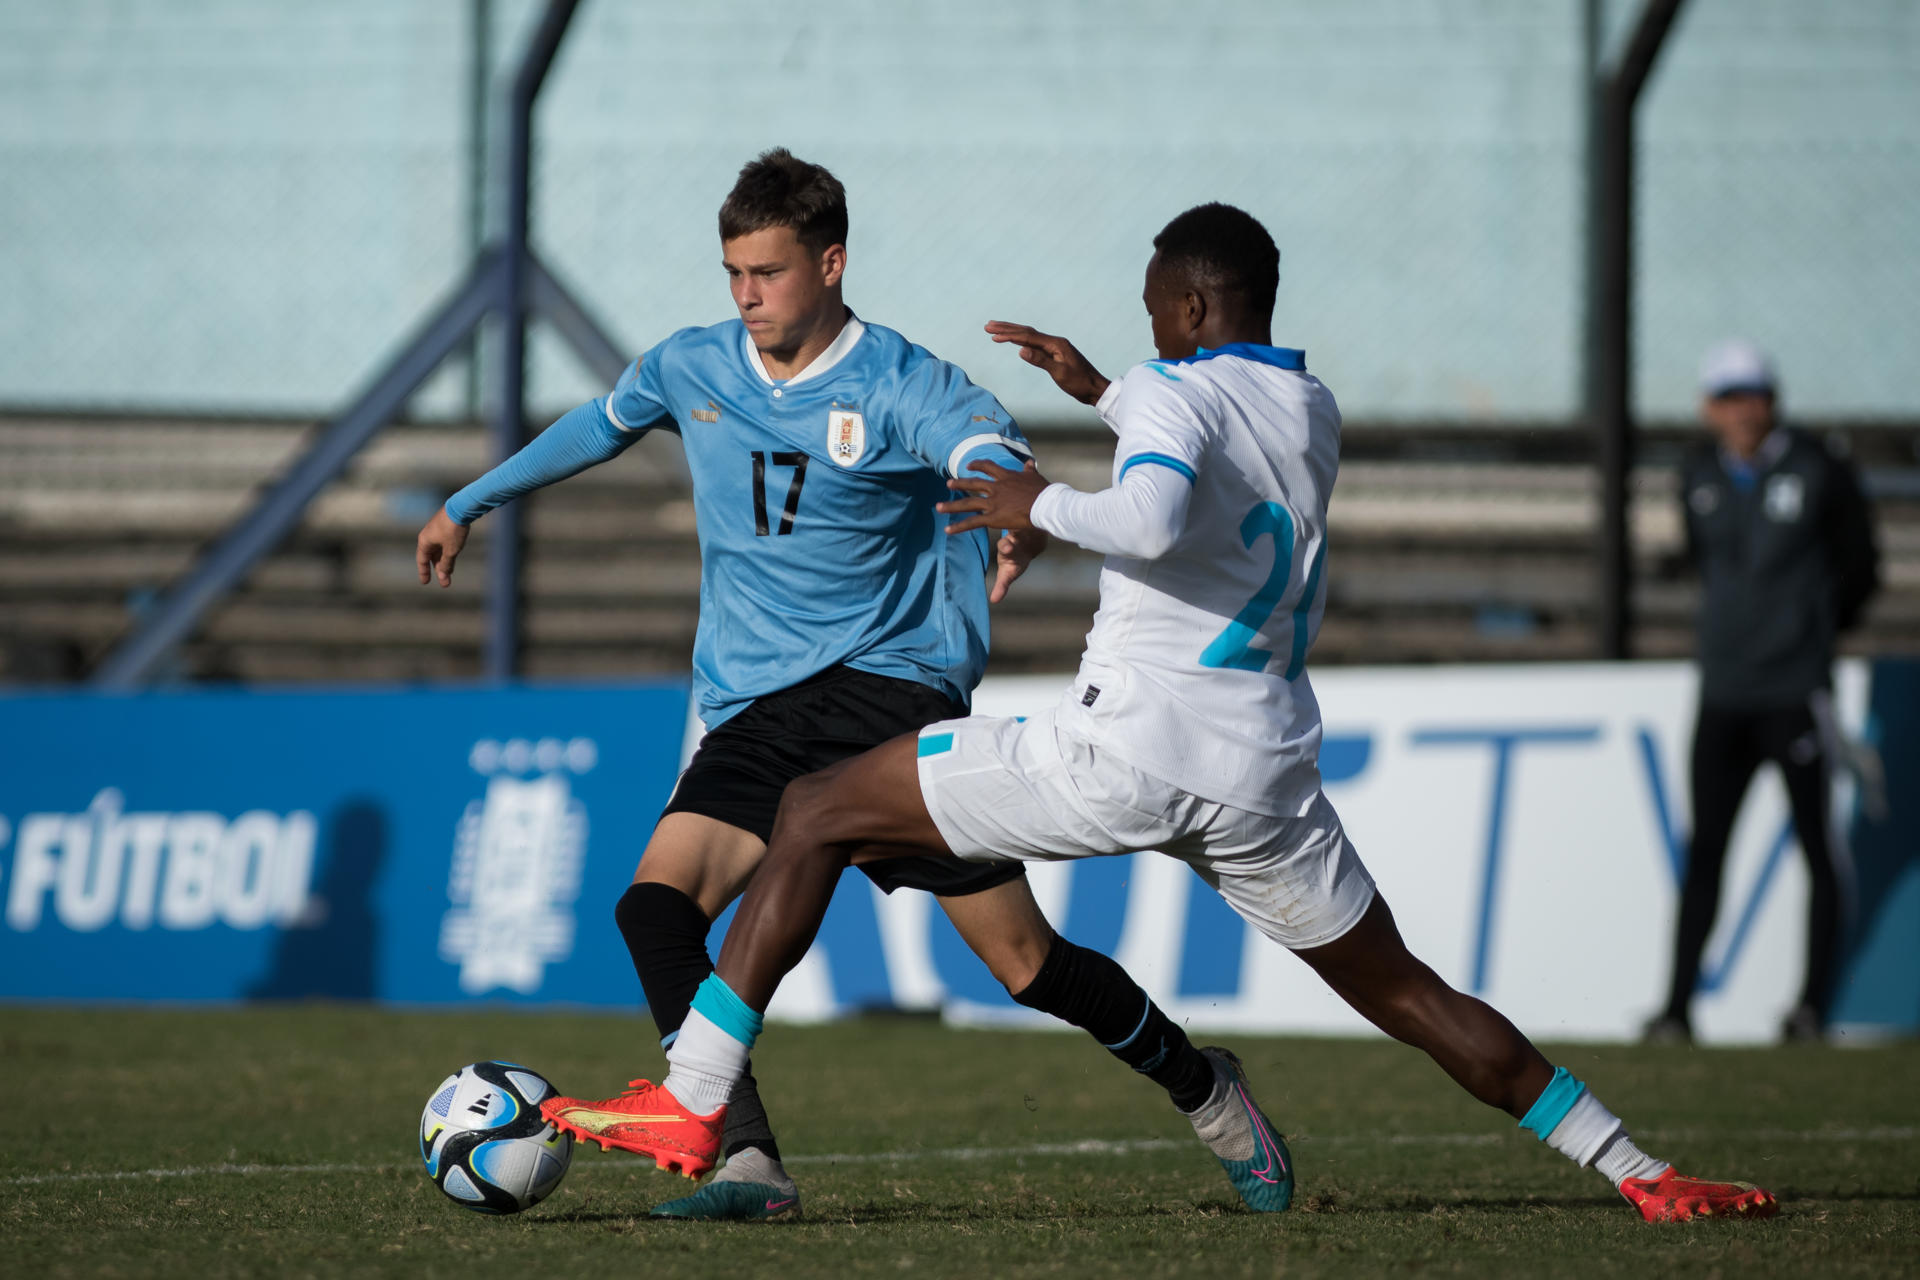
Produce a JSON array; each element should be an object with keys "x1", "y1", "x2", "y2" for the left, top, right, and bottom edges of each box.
[{"x1": 718, "y1": 148, "x2": 848, "y2": 253}]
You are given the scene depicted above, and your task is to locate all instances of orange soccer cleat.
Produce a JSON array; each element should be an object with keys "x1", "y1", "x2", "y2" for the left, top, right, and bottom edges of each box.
[
  {"x1": 540, "y1": 1079, "x2": 725, "y2": 1179},
  {"x1": 1619, "y1": 1169, "x2": 1780, "y2": 1222}
]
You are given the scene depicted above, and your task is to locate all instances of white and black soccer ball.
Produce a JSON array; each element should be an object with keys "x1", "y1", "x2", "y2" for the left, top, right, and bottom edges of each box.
[{"x1": 419, "y1": 1061, "x2": 573, "y2": 1214}]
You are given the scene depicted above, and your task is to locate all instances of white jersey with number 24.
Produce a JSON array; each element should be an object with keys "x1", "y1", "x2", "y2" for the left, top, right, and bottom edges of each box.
[{"x1": 1037, "y1": 344, "x2": 1340, "y2": 818}]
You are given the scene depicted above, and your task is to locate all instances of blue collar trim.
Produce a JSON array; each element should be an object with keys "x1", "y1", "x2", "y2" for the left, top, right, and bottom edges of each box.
[{"x1": 1181, "y1": 343, "x2": 1306, "y2": 371}]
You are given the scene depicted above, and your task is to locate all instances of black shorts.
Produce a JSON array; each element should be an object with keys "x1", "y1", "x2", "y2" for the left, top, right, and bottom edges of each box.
[{"x1": 660, "y1": 665, "x2": 1026, "y2": 898}]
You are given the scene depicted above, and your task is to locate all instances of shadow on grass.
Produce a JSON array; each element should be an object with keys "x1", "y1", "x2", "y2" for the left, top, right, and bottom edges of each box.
[
  {"x1": 535, "y1": 1204, "x2": 1203, "y2": 1227},
  {"x1": 1768, "y1": 1187, "x2": 1920, "y2": 1204},
  {"x1": 532, "y1": 1192, "x2": 1667, "y2": 1226},
  {"x1": 1288, "y1": 1194, "x2": 1629, "y2": 1216}
]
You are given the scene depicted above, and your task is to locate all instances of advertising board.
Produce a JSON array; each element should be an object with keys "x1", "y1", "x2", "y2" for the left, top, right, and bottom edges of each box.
[{"x1": 2, "y1": 662, "x2": 1912, "y2": 1044}]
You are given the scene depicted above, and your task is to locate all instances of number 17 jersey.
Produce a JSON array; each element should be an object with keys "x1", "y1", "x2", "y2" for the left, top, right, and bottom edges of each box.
[
  {"x1": 606, "y1": 315, "x2": 1032, "y2": 729},
  {"x1": 1053, "y1": 345, "x2": 1342, "y2": 818}
]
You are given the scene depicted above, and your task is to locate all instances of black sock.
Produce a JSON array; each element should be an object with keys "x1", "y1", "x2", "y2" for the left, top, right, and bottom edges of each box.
[
  {"x1": 720, "y1": 1066, "x2": 778, "y2": 1164},
  {"x1": 615, "y1": 882, "x2": 711, "y2": 1041},
  {"x1": 613, "y1": 881, "x2": 782, "y2": 1163},
  {"x1": 1011, "y1": 933, "x2": 1216, "y2": 1113}
]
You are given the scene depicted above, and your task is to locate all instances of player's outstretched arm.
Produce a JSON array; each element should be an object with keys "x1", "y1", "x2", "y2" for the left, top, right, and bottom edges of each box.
[
  {"x1": 416, "y1": 398, "x2": 643, "y2": 588},
  {"x1": 985, "y1": 321, "x2": 1109, "y2": 406},
  {"x1": 942, "y1": 460, "x2": 1054, "y2": 601},
  {"x1": 416, "y1": 507, "x2": 471, "y2": 588},
  {"x1": 940, "y1": 459, "x2": 1050, "y2": 535},
  {"x1": 945, "y1": 457, "x2": 1193, "y2": 563}
]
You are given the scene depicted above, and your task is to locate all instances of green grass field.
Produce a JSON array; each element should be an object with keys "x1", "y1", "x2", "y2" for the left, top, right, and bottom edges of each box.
[{"x1": 4, "y1": 1006, "x2": 1915, "y2": 1279}]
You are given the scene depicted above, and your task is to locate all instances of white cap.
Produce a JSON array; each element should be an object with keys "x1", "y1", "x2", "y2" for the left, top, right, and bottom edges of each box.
[{"x1": 1698, "y1": 339, "x2": 1777, "y2": 398}]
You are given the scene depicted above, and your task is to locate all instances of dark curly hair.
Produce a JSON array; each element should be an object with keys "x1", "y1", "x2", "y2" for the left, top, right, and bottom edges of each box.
[{"x1": 1152, "y1": 203, "x2": 1280, "y2": 321}]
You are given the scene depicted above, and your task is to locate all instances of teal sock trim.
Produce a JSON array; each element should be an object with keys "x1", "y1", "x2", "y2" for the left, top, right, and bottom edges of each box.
[
  {"x1": 1517, "y1": 1066, "x2": 1587, "y2": 1140},
  {"x1": 690, "y1": 974, "x2": 764, "y2": 1049}
]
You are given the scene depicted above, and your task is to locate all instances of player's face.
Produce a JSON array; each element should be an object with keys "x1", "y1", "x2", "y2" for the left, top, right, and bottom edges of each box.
[
  {"x1": 722, "y1": 226, "x2": 847, "y2": 356},
  {"x1": 1142, "y1": 253, "x2": 1200, "y2": 360},
  {"x1": 1701, "y1": 390, "x2": 1776, "y2": 458}
]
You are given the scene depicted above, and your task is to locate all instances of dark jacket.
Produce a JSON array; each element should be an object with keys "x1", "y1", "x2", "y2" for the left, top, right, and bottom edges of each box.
[{"x1": 1680, "y1": 426, "x2": 1880, "y2": 709}]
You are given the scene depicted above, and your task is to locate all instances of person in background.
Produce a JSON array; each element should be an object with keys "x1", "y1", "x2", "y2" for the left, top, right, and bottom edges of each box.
[{"x1": 1647, "y1": 340, "x2": 1880, "y2": 1045}]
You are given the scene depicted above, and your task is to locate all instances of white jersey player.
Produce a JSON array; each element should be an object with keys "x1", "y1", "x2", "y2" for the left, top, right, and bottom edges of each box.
[
  {"x1": 915, "y1": 335, "x2": 1375, "y2": 952},
  {"x1": 1048, "y1": 341, "x2": 1340, "y2": 816},
  {"x1": 597, "y1": 203, "x2": 1782, "y2": 1226}
]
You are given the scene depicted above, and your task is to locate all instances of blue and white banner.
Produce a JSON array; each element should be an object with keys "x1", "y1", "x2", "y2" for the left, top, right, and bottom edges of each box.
[
  {"x1": 2, "y1": 663, "x2": 1914, "y2": 1043},
  {"x1": 0, "y1": 685, "x2": 687, "y2": 1005}
]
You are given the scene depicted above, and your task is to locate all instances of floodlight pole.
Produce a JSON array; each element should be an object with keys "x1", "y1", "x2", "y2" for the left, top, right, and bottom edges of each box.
[
  {"x1": 91, "y1": 0, "x2": 612, "y2": 690},
  {"x1": 87, "y1": 260, "x2": 504, "y2": 691},
  {"x1": 487, "y1": 0, "x2": 580, "y2": 681},
  {"x1": 1591, "y1": 0, "x2": 1686, "y2": 660}
]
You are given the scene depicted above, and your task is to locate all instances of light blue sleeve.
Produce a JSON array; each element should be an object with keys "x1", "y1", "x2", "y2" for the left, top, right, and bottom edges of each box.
[
  {"x1": 605, "y1": 343, "x2": 681, "y2": 433},
  {"x1": 895, "y1": 355, "x2": 1034, "y2": 479},
  {"x1": 444, "y1": 398, "x2": 637, "y2": 525}
]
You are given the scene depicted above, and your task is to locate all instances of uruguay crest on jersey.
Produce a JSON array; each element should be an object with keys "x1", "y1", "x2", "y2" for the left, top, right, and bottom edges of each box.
[
  {"x1": 828, "y1": 406, "x2": 866, "y2": 466},
  {"x1": 585, "y1": 315, "x2": 1032, "y2": 728}
]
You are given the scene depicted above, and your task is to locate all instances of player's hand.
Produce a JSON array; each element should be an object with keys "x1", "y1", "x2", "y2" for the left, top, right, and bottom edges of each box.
[
  {"x1": 989, "y1": 527, "x2": 1049, "y2": 605},
  {"x1": 985, "y1": 322, "x2": 1110, "y2": 406},
  {"x1": 939, "y1": 459, "x2": 1050, "y2": 535},
  {"x1": 416, "y1": 506, "x2": 470, "y2": 588}
]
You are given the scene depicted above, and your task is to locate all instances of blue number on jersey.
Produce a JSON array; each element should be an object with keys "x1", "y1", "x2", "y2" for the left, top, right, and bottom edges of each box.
[{"x1": 1199, "y1": 501, "x2": 1323, "y2": 680}]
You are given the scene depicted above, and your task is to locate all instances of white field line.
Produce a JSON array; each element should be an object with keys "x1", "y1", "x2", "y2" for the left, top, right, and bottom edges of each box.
[{"x1": 6, "y1": 1126, "x2": 1913, "y2": 1189}]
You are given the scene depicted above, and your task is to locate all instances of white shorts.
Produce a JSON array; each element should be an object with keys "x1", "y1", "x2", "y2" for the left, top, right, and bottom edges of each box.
[{"x1": 915, "y1": 710, "x2": 1376, "y2": 951}]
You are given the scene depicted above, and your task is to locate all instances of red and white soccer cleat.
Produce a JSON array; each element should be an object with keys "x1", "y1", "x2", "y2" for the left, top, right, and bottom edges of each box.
[
  {"x1": 540, "y1": 1079, "x2": 725, "y2": 1180},
  {"x1": 1619, "y1": 1169, "x2": 1780, "y2": 1222}
]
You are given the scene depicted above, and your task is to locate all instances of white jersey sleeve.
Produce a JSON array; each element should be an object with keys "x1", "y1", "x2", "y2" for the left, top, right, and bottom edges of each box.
[
  {"x1": 1095, "y1": 361, "x2": 1218, "y2": 488},
  {"x1": 1030, "y1": 464, "x2": 1192, "y2": 560},
  {"x1": 1027, "y1": 360, "x2": 1215, "y2": 557}
]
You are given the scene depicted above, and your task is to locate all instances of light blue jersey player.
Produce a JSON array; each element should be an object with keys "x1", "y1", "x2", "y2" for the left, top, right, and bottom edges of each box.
[
  {"x1": 439, "y1": 310, "x2": 1029, "y2": 726},
  {"x1": 591, "y1": 311, "x2": 1030, "y2": 726},
  {"x1": 415, "y1": 151, "x2": 1240, "y2": 1222}
]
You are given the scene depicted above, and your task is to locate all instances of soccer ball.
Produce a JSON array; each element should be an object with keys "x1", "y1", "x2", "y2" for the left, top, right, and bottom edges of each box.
[{"x1": 419, "y1": 1061, "x2": 573, "y2": 1214}]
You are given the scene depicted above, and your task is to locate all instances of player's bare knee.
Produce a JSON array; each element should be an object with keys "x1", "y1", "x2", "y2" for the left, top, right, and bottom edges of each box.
[
  {"x1": 771, "y1": 768, "x2": 845, "y2": 844},
  {"x1": 981, "y1": 929, "x2": 1051, "y2": 993}
]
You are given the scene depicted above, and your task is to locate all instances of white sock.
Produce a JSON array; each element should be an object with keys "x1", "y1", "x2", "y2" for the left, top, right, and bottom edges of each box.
[
  {"x1": 1541, "y1": 1090, "x2": 1621, "y2": 1165},
  {"x1": 712, "y1": 1146, "x2": 798, "y2": 1197},
  {"x1": 1593, "y1": 1132, "x2": 1671, "y2": 1187},
  {"x1": 662, "y1": 1008, "x2": 749, "y2": 1117},
  {"x1": 1188, "y1": 1070, "x2": 1257, "y2": 1161},
  {"x1": 1545, "y1": 1092, "x2": 1670, "y2": 1186}
]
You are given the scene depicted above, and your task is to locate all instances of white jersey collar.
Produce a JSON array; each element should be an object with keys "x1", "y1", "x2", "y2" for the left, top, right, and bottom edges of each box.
[{"x1": 744, "y1": 312, "x2": 866, "y2": 386}]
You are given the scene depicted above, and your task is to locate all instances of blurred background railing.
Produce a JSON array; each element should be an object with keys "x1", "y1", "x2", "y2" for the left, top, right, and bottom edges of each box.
[
  {"x1": 2, "y1": 0, "x2": 1915, "y2": 683},
  {"x1": 4, "y1": 415, "x2": 1914, "y2": 683}
]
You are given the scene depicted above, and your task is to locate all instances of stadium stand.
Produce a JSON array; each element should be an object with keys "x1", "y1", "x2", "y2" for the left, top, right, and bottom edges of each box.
[{"x1": 1, "y1": 416, "x2": 1915, "y2": 684}]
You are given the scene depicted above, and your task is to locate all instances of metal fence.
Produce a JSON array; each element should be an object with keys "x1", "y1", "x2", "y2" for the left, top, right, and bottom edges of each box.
[{"x1": 1, "y1": 0, "x2": 1915, "y2": 426}]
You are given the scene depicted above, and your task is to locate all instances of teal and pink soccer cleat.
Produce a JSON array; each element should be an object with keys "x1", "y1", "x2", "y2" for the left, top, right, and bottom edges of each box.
[
  {"x1": 540, "y1": 1079, "x2": 725, "y2": 1180},
  {"x1": 651, "y1": 1180, "x2": 801, "y2": 1221},
  {"x1": 651, "y1": 1147, "x2": 800, "y2": 1220},
  {"x1": 1619, "y1": 1169, "x2": 1780, "y2": 1222},
  {"x1": 1191, "y1": 1046, "x2": 1293, "y2": 1213}
]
